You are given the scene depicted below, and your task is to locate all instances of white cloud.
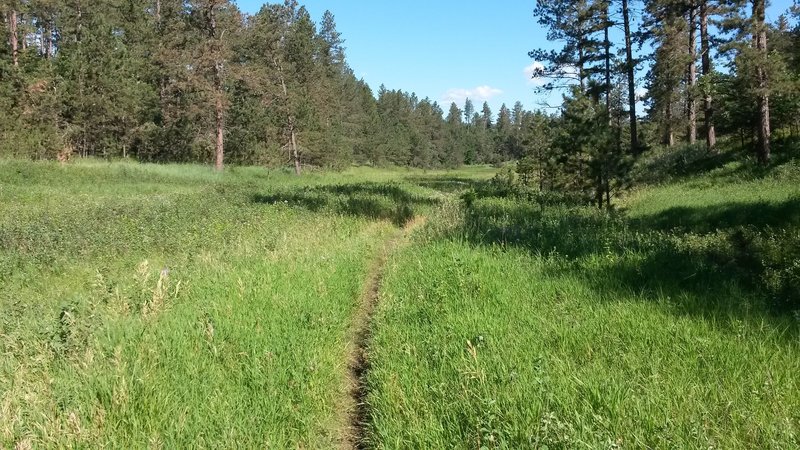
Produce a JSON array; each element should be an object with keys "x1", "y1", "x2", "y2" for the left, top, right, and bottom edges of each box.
[
  {"x1": 442, "y1": 85, "x2": 503, "y2": 105},
  {"x1": 635, "y1": 87, "x2": 648, "y2": 101},
  {"x1": 524, "y1": 62, "x2": 546, "y2": 85}
]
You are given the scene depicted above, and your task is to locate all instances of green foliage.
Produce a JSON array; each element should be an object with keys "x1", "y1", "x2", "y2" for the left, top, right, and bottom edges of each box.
[{"x1": 0, "y1": 2, "x2": 531, "y2": 169}]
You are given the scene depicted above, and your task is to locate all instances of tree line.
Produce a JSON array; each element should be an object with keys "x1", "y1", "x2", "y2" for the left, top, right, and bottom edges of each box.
[
  {"x1": 524, "y1": 0, "x2": 799, "y2": 207},
  {"x1": 0, "y1": 0, "x2": 536, "y2": 172}
]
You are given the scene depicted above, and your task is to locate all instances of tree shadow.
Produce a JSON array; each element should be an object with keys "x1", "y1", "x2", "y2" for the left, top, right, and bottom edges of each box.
[
  {"x1": 637, "y1": 138, "x2": 800, "y2": 185},
  {"x1": 251, "y1": 182, "x2": 439, "y2": 227},
  {"x1": 631, "y1": 198, "x2": 800, "y2": 233},
  {"x1": 453, "y1": 193, "x2": 800, "y2": 339}
]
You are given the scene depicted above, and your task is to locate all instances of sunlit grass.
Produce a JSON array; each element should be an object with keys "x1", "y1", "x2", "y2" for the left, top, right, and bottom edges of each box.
[
  {"x1": 4, "y1": 156, "x2": 798, "y2": 448},
  {"x1": 0, "y1": 160, "x2": 471, "y2": 447},
  {"x1": 366, "y1": 162, "x2": 800, "y2": 448}
]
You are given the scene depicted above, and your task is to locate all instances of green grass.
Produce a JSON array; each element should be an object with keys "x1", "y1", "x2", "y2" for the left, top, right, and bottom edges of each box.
[
  {"x1": 0, "y1": 159, "x2": 496, "y2": 447},
  {"x1": 365, "y1": 160, "x2": 800, "y2": 448},
  {"x1": 3, "y1": 157, "x2": 799, "y2": 448}
]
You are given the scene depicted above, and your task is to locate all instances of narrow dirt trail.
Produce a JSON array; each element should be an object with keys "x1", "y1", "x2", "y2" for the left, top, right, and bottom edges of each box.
[{"x1": 338, "y1": 216, "x2": 427, "y2": 450}]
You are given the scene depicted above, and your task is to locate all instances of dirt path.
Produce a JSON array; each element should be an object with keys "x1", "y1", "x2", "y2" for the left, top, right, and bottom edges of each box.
[{"x1": 338, "y1": 216, "x2": 427, "y2": 450}]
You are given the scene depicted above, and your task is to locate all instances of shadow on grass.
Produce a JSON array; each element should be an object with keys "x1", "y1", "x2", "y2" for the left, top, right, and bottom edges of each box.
[
  {"x1": 405, "y1": 176, "x2": 484, "y2": 194},
  {"x1": 252, "y1": 182, "x2": 439, "y2": 227},
  {"x1": 632, "y1": 198, "x2": 800, "y2": 233},
  {"x1": 455, "y1": 193, "x2": 800, "y2": 338},
  {"x1": 635, "y1": 136, "x2": 800, "y2": 184}
]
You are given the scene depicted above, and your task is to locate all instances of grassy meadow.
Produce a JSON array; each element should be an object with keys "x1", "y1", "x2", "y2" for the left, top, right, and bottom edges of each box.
[
  {"x1": 0, "y1": 160, "x2": 492, "y2": 447},
  {"x1": 365, "y1": 153, "x2": 800, "y2": 448},
  {"x1": 2, "y1": 154, "x2": 799, "y2": 448}
]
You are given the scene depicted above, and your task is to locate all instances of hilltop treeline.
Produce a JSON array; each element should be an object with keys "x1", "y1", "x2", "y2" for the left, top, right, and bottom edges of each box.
[{"x1": 0, "y1": 0, "x2": 532, "y2": 171}]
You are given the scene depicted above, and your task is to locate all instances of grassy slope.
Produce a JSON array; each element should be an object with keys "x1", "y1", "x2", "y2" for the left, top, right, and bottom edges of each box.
[
  {"x1": 367, "y1": 157, "x2": 800, "y2": 448},
  {"x1": 0, "y1": 160, "x2": 495, "y2": 448}
]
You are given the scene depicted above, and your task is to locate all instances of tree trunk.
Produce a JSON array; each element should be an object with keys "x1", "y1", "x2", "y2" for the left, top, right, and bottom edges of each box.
[
  {"x1": 275, "y1": 58, "x2": 301, "y2": 175},
  {"x1": 665, "y1": 98, "x2": 675, "y2": 147},
  {"x1": 210, "y1": 3, "x2": 224, "y2": 171},
  {"x1": 76, "y1": 2, "x2": 82, "y2": 43},
  {"x1": 596, "y1": 175, "x2": 604, "y2": 209},
  {"x1": 7, "y1": 9, "x2": 18, "y2": 67},
  {"x1": 622, "y1": 0, "x2": 639, "y2": 153},
  {"x1": 290, "y1": 119, "x2": 301, "y2": 176},
  {"x1": 604, "y1": 3, "x2": 612, "y2": 116},
  {"x1": 155, "y1": 0, "x2": 161, "y2": 22},
  {"x1": 687, "y1": 5, "x2": 697, "y2": 145},
  {"x1": 752, "y1": 0, "x2": 770, "y2": 164},
  {"x1": 214, "y1": 70, "x2": 224, "y2": 172},
  {"x1": 700, "y1": 1, "x2": 716, "y2": 150},
  {"x1": 20, "y1": 14, "x2": 26, "y2": 52},
  {"x1": 44, "y1": 23, "x2": 52, "y2": 59}
]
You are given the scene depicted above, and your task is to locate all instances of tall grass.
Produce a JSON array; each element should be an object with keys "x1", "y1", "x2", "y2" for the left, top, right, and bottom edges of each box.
[
  {"x1": 4, "y1": 156, "x2": 798, "y2": 448},
  {"x1": 366, "y1": 159, "x2": 800, "y2": 448},
  {"x1": 0, "y1": 160, "x2": 471, "y2": 447}
]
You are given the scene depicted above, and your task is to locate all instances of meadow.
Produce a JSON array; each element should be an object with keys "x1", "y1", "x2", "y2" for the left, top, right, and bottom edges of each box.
[
  {"x1": 365, "y1": 152, "x2": 800, "y2": 448},
  {"x1": 0, "y1": 160, "x2": 493, "y2": 448},
  {"x1": 1, "y1": 154, "x2": 799, "y2": 449}
]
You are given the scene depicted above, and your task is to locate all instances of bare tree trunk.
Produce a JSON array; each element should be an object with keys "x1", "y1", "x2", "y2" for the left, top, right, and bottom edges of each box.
[
  {"x1": 214, "y1": 68, "x2": 224, "y2": 171},
  {"x1": 622, "y1": 0, "x2": 639, "y2": 153},
  {"x1": 752, "y1": 0, "x2": 770, "y2": 164},
  {"x1": 687, "y1": 4, "x2": 698, "y2": 145},
  {"x1": 209, "y1": 3, "x2": 224, "y2": 171},
  {"x1": 7, "y1": 9, "x2": 18, "y2": 67},
  {"x1": 289, "y1": 119, "x2": 301, "y2": 176},
  {"x1": 700, "y1": 1, "x2": 716, "y2": 150},
  {"x1": 275, "y1": 59, "x2": 302, "y2": 175},
  {"x1": 20, "y1": 13, "x2": 26, "y2": 52},
  {"x1": 155, "y1": 0, "x2": 161, "y2": 22}
]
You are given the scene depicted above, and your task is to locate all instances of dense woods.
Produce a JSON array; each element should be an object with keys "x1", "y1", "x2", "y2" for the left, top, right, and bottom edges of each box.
[
  {"x1": 0, "y1": 0, "x2": 533, "y2": 171},
  {"x1": 525, "y1": 0, "x2": 799, "y2": 206},
  {"x1": 0, "y1": 0, "x2": 798, "y2": 186}
]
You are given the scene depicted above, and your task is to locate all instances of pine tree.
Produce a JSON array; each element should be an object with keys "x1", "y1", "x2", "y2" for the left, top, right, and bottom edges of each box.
[
  {"x1": 444, "y1": 102, "x2": 464, "y2": 167},
  {"x1": 621, "y1": 0, "x2": 640, "y2": 152},
  {"x1": 463, "y1": 98, "x2": 474, "y2": 125},
  {"x1": 699, "y1": 0, "x2": 717, "y2": 149},
  {"x1": 529, "y1": 0, "x2": 606, "y2": 93},
  {"x1": 643, "y1": 0, "x2": 690, "y2": 147},
  {"x1": 686, "y1": 1, "x2": 698, "y2": 145},
  {"x1": 751, "y1": 0, "x2": 771, "y2": 163}
]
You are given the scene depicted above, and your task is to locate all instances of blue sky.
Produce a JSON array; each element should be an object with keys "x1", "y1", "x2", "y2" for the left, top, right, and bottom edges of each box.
[{"x1": 237, "y1": 0, "x2": 796, "y2": 114}]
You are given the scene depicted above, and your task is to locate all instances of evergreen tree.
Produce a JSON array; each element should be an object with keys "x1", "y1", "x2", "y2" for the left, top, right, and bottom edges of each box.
[
  {"x1": 529, "y1": 0, "x2": 606, "y2": 93},
  {"x1": 463, "y1": 98, "x2": 475, "y2": 124}
]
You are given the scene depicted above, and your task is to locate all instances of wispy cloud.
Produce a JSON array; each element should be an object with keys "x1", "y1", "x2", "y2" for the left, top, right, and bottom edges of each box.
[
  {"x1": 442, "y1": 85, "x2": 503, "y2": 105},
  {"x1": 524, "y1": 62, "x2": 546, "y2": 86}
]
